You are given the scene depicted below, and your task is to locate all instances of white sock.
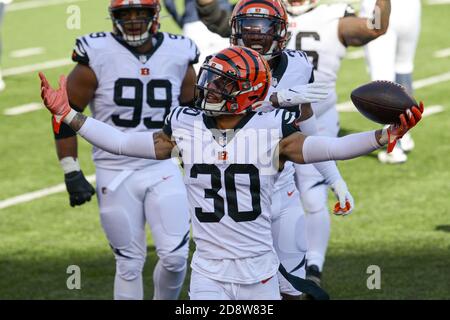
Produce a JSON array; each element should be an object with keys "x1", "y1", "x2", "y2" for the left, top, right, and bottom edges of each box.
[
  {"x1": 114, "y1": 273, "x2": 143, "y2": 300},
  {"x1": 305, "y1": 207, "x2": 330, "y2": 272},
  {"x1": 152, "y1": 260, "x2": 187, "y2": 300}
]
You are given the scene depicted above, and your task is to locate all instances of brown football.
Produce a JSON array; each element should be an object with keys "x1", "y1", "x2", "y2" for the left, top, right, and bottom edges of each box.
[{"x1": 350, "y1": 81, "x2": 418, "y2": 124}]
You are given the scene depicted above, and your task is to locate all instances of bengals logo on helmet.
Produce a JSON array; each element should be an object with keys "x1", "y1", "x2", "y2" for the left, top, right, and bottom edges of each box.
[{"x1": 195, "y1": 46, "x2": 271, "y2": 115}]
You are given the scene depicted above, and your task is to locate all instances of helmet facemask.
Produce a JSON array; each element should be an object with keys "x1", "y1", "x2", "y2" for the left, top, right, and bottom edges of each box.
[
  {"x1": 231, "y1": 15, "x2": 287, "y2": 61},
  {"x1": 110, "y1": 7, "x2": 159, "y2": 47}
]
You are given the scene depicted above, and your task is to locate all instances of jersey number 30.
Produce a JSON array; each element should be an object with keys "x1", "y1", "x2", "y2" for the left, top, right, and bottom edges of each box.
[
  {"x1": 113, "y1": 78, "x2": 172, "y2": 129},
  {"x1": 191, "y1": 164, "x2": 262, "y2": 223}
]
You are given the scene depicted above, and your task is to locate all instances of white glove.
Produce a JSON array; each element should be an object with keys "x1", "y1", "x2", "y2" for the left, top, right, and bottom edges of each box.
[
  {"x1": 330, "y1": 179, "x2": 354, "y2": 216},
  {"x1": 275, "y1": 82, "x2": 331, "y2": 107},
  {"x1": 251, "y1": 100, "x2": 276, "y2": 113}
]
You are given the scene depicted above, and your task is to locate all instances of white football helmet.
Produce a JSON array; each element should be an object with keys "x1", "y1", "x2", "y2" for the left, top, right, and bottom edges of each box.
[{"x1": 282, "y1": 0, "x2": 319, "y2": 16}]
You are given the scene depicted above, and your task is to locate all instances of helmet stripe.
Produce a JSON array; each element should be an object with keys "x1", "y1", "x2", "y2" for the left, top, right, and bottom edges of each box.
[
  {"x1": 240, "y1": 47, "x2": 260, "y2": 82},
  {"x1": 236, "y1": 0, "x2": 282, "y2": 17},
  {"x1": 215, "y1": 53, "x2": 242, "y2": 78},
  {"x1": 228, "y1": 47, "x2": 251, "y2": 80}
]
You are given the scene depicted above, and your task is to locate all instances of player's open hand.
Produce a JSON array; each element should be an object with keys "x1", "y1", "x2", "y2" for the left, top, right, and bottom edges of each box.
[
  {"x1": 386, "y1": 102, "x2": 424, "y2": 153},
  {"x1": 331, "y1": 179, "x2": 354, "y2": 216},
  {"x1": 39, "y1": 72, "x2": 71, "y2": 133},
  {"x1": 273, "y1": 82, "x2": 331, "y2": 107}
]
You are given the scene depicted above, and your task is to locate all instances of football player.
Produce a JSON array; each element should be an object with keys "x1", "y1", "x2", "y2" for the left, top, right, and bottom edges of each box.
[
  {"x1": 279, "y1": 0, "x2": 392, "y2": 290},
  {"x1": 39, "y1": 46, "x2": 423, "y2": 300},
  {"x1": 163, "y1": 0, "x2": 231, "y2": 72},
  {"x1": 195, "y1": 0, "x2": 391, "y2": 293},
  {"x1": 53, "y1": 0, "x2": 198, "y2": 299},
  {"x1": 229, "y1": 0, "x2": 353, "y2": 299},
  {"x1": 360, "y1": 0, "x2": 421, "y2": 164}
]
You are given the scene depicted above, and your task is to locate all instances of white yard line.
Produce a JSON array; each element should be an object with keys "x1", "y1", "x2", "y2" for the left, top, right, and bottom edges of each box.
[
  {"x1": 0, "y1": 175, "x2": 96, "y2": 210},
  {"x1": 10, "y1": 47, "x2": 45, "y2": 59},
  {"x1": 413, "y1": 72, "x2": 450, "y2": 90},
  {"x1": 6, "y1": 0, "x2": 86, "y2": 12},
  {"x1": 434, "y1": 48, "x2": 450, "y2": 59},
  {"x1": 427, "y1": 0, "x2": 450, "y2": 5},
  {"x1": 2, "y1": 59, "x2": 73, "y2": 77},
  {"x1": 3, "y1": 103, "x2": 43, "y2": 116}
]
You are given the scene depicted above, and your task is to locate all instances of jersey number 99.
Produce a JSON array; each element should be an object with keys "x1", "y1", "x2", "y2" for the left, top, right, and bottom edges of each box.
[{"x1": 113, "y1": 78, "x2": 172, "y2": 129}]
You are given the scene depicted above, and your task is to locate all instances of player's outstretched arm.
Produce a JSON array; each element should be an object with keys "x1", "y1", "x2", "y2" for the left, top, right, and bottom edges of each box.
[
  {"x1": 280, "y1": 104, "x2": 423, "y2": 164},
  {"x1": 339, "y1": 0, "x2": 391, "y2": 47},
  {"x1": 39, "y1": 72, "x2": 174, "y2": 161}
]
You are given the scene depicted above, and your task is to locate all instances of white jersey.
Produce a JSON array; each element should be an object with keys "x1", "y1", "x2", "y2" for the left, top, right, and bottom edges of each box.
[
  {"x1": 163, "y1": 107, "x2": 300, "y2": 283},
  {"x1": 265, "y1": 50, "x2": 314, "y2": 192},
  {"x1": 286, "y1": 4, "x2": 355, "y2": 116},
  {"x1": 72, "y1": 32, "x2": 199, "y2": 170}
]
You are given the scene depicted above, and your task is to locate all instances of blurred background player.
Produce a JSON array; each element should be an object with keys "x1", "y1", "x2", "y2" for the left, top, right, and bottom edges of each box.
[
  {"x1": 280, "y1": 0, "x2": 391, "y2": 293},
  {"x1": 229, "y1": 0, "x2": 354, "y2": 299},
  {"x1": 360, "y1": 0, "x2": 421, "y2": 164},
  {"x1": 0, "y1": 0, "x2": 13, "y2": 92},
  {"x1": 197, "y1": 0, "x2": 391, "y2": 296},
  {"x1": 164, "y1": 0, "x2": 231, "y2": 71},
  {"x1": 55, "y1": 0, "x2": 198, "y2": 299}
]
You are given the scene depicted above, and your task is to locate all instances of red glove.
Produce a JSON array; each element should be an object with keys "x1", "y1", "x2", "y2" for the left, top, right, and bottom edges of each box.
[
  {"x1": 39, "y1": 72, "x2": 71, "y2": 134},
  {"x1": 386, "y1": 102, "x2": 424, "y2": 153}
]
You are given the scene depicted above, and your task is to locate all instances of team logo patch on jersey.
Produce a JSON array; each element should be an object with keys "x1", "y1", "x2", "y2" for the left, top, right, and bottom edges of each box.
[
  {"x1": 141, "y1": 68, "x2": 150, "y2": 76},
  {"x1": 218, "y1": 151, "x2": 228, "y2": 161}
]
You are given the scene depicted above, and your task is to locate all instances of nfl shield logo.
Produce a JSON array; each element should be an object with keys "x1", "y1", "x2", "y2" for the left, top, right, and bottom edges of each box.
[{"x1": 141, "y1": 68, "x2": 150, "y2": 76}]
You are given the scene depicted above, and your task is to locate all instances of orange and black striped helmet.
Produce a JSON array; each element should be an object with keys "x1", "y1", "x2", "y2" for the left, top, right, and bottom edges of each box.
[
  {"x1": 195, "y1": 46, "x2": 272, "y2": 116},
  {"x1": 109, "y1": 0, "x2": 160, "y2": 47},
  {"x1": 231, "y1": 0, "x2": 289, "y2": 60}
]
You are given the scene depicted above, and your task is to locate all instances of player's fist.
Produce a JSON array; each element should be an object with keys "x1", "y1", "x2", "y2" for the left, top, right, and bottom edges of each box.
[
  {"x1": 39, "y1": 72, "x2": 71, "y2": 134},
  {"x1": 386, "y1": 102, "x2": 424, "y2": 153},
  {"x1": 272, "y1": 82, "x2": 331, "y2": 107},
  {"x1": 331, "y1": 179, "x2": 354, "y2": 216},
  {"x1": 64, "y1": 171, "x2": 96, "y2": 207}
]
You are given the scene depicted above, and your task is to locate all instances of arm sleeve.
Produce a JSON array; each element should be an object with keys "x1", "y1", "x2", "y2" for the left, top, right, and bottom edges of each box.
[
  {"x1": 78, "y1": 117, "x2": 156, "y2": 159},
  {"x1": 196, "y1": 0, "x2": 232, "y2": 37},
  {"x1": 302, "y1": 131, "x2": 381, "y2": 163},
  {"x1": 297, "y1": 116, "x2": 342, "y2": 184}
]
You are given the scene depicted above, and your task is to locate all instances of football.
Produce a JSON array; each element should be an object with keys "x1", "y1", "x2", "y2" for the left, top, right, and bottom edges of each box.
[{"x1": 350, "y1": 80, "x2": 418, "y2": 124}]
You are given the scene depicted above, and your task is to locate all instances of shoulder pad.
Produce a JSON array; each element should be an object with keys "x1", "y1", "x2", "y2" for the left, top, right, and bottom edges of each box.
[
  {"x1": 71, "y1": 32, "x2": 110, "y2": 65},
  {"x1": 162, "y1": 32, "x2": 200, "y2": 64}
]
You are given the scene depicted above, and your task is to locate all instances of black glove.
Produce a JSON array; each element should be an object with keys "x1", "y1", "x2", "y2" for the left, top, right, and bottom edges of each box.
[{"x1": 64, "y1": 170, "x2": 96, "y2": 207}]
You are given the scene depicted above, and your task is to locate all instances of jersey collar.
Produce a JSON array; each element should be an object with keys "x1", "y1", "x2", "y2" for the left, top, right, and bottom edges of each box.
[
  {"x1": 271, "y1": 52, "x2": 288, "y2": 87},
  {"x1": 111, "y1": 32, "x2": 164, "y2": 64},
  {"x1": 202, "y1": 112, "x2": 256, "y2": 147}
]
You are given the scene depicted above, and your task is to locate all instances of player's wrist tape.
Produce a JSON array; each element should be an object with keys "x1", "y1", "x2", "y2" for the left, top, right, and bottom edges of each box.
[
  {"x1": 63, "y1": 108, "x2": 78, "y2": 125},
  {"x1": 78, "y1": 117, "x2": 156, "y2": 159},
  {"x1": 302, "y1": 130, "x2": 380, "y2": 163},
  {"x1": 379, "y1": 127, "x2": 389, "y2": 145},
  {"x1": 60, "y1": 157, "x2": 81, "y2": 174}
]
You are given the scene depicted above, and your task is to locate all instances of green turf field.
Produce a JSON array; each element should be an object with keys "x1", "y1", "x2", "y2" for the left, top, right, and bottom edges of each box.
[{"x1": 0, "y1": 0, "x2": 449, "y2": 299}]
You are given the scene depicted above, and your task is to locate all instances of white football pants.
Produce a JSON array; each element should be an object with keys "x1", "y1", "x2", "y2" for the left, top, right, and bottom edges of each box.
[{"x1": 95, "y1": 159, "x2": 190, "y2": 300}]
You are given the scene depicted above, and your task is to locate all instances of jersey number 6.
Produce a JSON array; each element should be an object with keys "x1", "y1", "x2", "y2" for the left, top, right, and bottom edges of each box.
[{"x1": 113, "y1": 78, "x2": 172, "y2": 129}]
